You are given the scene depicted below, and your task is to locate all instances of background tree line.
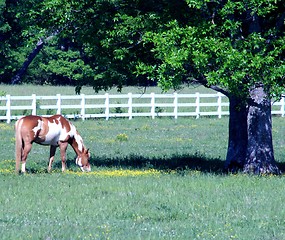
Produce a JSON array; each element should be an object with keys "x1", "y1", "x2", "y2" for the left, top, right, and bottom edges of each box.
[
  {"x1": 1, "y1": 0, "x2": 285, "y2": 174},
  {"x1": 1, "y1": 0, "x2": 165, "y2": 90}
]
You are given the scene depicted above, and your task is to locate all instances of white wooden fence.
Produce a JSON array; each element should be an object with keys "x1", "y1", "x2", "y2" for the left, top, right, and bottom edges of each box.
[{"x1": 0, "y1": 92, "x2": 284, "y2": 123}]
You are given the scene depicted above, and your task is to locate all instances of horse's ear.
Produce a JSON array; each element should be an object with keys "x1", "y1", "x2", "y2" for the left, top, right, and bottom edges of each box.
[{"x1": 86, "y1": 148, "x2": 90, "y2": 157}]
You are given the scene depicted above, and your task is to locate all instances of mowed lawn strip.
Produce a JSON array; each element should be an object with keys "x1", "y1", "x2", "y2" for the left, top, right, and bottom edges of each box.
[{"x1": 1, "y1": 173, "x2": 285, "y2": 239}]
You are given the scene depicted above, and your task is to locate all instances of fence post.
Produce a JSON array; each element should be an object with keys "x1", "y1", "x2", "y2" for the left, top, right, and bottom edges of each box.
[
  {"x1": 56, "y1": 94, "x2": 61, "y2": 115},
  {"x1": 6, "y1": 95, "x2": 11, "y2": 124},
  {"x1": 195, "y1": 92, "x2": 200, "y2": 119},
  {"x1": 281, "y1": 96, "x2": 285, "y2": 117},
  {"x1": 151, "y1": 92, "x2": 155, "y2": 119},
  {"x1": 32, "y1": 94, "x2": 37, "y2": 115},
  {"x1": 217, "y1": 92, "x2": 222, "y2": 118},
  {"x1": 105, "y1": 93, "x2": 110, "y2": 120},
  {"x1": 173, "y1": 92, "x2": 178, "y2": 119},
  {"x1": 81, "y1": 94, "x2": 85, "y2": 120},
  {"x1": 128, "y1": 93, "x2": 132, "y2": 120}
]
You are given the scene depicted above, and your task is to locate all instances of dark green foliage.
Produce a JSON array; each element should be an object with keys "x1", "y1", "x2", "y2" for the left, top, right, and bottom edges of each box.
[{"x1": 2, "y1": 0, "x2": 285, "y2": 96}]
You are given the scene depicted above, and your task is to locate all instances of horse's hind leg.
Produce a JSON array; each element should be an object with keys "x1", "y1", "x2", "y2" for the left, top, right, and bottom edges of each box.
[
  {"x1": 21, "y1": 143, "x2": 32, "y2": 173},
  {"x1": 15, "y1": 146, "x2": 23, "y2": 174},
  {"x1": 48, "y1": 145, "x2": 57, "y2": 173}
]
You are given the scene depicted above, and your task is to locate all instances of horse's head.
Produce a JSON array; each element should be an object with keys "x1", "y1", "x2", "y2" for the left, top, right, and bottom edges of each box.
[{"x1": 76, "y1": 148, "x2": 91, "y2": 172}]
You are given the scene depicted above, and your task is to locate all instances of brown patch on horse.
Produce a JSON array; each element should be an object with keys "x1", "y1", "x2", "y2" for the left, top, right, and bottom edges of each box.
[{"x1": 20, "y1": 115, "x2": 42, "y2": 141}]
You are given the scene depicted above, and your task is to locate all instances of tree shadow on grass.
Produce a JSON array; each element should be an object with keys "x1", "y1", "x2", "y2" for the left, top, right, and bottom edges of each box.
[
  {"x1": 23, "y1": 154, "x2": 223, "y2": 174},
  {"x1": 50, "y1": 156, "x2": 285, "y2": 175},
  {"x1": 276, "y1": 161, "x2": 285, "y2": 173},
  {"x1": 86, "y1": 154, "x2": 226, "y2": 174}
]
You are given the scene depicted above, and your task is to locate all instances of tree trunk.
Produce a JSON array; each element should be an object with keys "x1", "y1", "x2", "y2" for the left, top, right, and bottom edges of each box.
[
  {"x1": 243, "y1": 85, "x2": 280, "y2": 174},
  {"x1": 224, "y1": 96, "x2": 248, "y2": 172},
  {"x1": 225, "y1": 86, "x2": 280, "y2": 174},
  {"x1": 11, "y1": 39, "x2": 44, "y2": 84}
]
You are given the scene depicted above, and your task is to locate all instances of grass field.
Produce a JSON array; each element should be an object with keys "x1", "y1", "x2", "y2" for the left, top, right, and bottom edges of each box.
[
  {"x1": 0, "y1": 83, "x2": 214, "y2": 95},
  {"x1": 1, "y1": 84, "x2": 285, "y2": 239}
]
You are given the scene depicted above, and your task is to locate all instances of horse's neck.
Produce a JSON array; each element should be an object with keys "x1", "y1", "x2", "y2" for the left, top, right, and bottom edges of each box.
[{"x1": 70, "y1": 133, "x2": 85, "y2": 156}]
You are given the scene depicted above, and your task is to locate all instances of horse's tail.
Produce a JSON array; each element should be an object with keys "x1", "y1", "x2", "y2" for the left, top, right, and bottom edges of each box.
[{"x1": 15, "y1": 118, "x2": 23, "y2": 174}]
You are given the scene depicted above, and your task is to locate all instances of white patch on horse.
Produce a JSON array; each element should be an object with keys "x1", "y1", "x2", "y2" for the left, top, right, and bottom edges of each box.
[
  {"x1": 76, "y1": 156, "x2": 82, "y2": 167},
  {"x1": 21, "y1": 161, "x2": 26, "y2": 173},
  {"x1": 43, "y1": 118, "x2": 69, "y2": 146},
  {"x1": 69, "y1": 122, "x2": 83, "y2": 152},
  {"x1": 32, "y1": 119, "x2": 43, "y2": 137},
  {"x1": 74, "y1": 133, "x2": 83, "y2": 152}
]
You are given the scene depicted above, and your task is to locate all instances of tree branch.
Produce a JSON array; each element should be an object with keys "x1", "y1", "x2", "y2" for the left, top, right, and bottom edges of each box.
[
  {"x1": 11, "y1": 39, "x2": 44, "y2": 84},
  {"x1": 11, "y1": 30, "x2": 61, "y2": 84},
  {"x1": 192, "y1": 75, "x2": 230, "y2": 97},
  {"x1": 208, "y1": 85, "x2": 230, "y2": 97}
]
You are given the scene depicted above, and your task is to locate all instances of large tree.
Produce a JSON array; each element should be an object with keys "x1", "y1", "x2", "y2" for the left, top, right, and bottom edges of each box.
[
  {"x1": 136, "y1": 0, "x2": 285, "y2": 174},
  {"x1": 4, "y1": 0, "x2": 285, "y2": 173}
]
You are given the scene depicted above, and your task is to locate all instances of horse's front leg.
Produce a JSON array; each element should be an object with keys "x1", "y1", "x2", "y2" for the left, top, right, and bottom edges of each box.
[
  {"x1": 59, "y1": 142, "x2": 68, "y2": 172},
  {"x1": 48, "y1": 145, "x2": 57, "y2": 173}
]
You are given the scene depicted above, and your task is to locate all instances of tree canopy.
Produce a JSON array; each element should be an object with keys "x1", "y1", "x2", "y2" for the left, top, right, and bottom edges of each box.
[
  {"x1": 2, "y1": 0, "x2": 285, "y2": 97},
  {"x1": 138, "y1": 0, "x2": 285, "y2": 98}
]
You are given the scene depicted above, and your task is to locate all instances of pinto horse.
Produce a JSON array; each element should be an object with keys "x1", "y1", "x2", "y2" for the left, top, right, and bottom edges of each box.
[{"x1": 15, "y1": 114, "x2": 91, "y2": 174}]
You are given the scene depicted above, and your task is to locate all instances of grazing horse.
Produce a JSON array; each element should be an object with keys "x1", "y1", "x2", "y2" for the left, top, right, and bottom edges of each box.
[{"x1": 15, "y1": 114, "x2": 91, "y2": 174}]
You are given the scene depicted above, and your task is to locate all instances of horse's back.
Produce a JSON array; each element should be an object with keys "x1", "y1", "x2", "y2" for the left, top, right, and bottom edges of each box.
[
  {"x1": 15, "y1": 114, "x2": 75, "y2": 145},
  {"x1": 16, "y1": 115, "x2": 42, "y2": 131}
]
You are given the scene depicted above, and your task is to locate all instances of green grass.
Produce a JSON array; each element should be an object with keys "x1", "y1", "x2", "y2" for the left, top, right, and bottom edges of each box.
[
  {"x1": 2, "y1": 173, "x2": 285, "y2": 240},
  {"x1": 0, "y1": 83, "x2": 215, "y2": 95},
  {"x1": 1, "y1": 84, "x2": 285, "y2": 239},
  {"x1": 0, "y1": 117, "x2": 228, "y2": 173},
  {"x1": 1, "y1": 117, "x2": 285, "y2": 239}
]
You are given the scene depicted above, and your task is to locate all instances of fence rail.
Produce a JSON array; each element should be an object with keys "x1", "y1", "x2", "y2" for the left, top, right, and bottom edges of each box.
[{"x1": 0, "y1": 93, "x2": 284, "y2": 123}]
